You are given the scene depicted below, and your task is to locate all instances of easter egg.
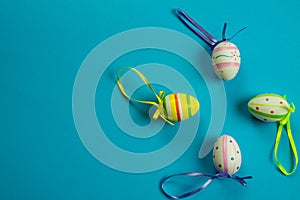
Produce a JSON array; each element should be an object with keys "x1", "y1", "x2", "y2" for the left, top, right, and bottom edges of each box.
[
  {"x1": 162, "y1": 93, "x2": 200, "y2": 122},
  {"x1": 213, "y1": 135, "x2": 242, "y2": 176},
  {"x1": 248, "y1": 94, "x2": 290, "y2": 122},
  {"x1": 212, "y1": 41, "x2": 241, "y2": 80}
]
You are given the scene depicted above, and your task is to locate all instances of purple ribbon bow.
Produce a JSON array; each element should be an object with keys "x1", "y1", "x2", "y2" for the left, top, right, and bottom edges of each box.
[{"x1": 161, "y1": 172, "x2": 252, "y2": 199}]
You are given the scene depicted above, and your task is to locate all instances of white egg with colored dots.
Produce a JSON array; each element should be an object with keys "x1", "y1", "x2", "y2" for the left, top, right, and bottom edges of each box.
[
  {"x1": 212, "y1": 41, "x2": 241, "y2": 80},
  {"x1": 213, "y1": 135, "x2": 242, "y2": 176},
  {"x1": 248, "y1": 94, "x2": 290, "y2": 122}
]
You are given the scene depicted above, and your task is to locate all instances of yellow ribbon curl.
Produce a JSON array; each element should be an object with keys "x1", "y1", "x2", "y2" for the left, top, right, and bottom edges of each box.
[
  {"x1": 117, "y1": 67, "x2": 174, "y2": 125},
  {"x1": 273, "y1": 97, "x2": 298, "y2": 175}
]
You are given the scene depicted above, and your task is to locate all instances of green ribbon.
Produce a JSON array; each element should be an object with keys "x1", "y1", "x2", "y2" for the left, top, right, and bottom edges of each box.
[{"x1": 273, "y1": 98, "x2": 298, "y2": 175}]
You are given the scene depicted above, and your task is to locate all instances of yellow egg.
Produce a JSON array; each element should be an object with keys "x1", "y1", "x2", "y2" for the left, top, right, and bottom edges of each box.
[{"x1": 163, "y1": 93, "x2": 200, "y2": 122}]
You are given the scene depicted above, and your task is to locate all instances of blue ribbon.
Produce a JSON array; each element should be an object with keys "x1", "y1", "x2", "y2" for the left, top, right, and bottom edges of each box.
[
  {"x1": 161, "y1": 172, "x2": 252, "y2": 199},
  {"x1": 175, "y1": 9, "x2": 247, "y2": 50}
]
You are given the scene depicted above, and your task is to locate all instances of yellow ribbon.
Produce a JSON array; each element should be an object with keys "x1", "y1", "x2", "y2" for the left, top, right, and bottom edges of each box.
[
  {"x1": 117, "y1": 67, "x2": 174, "y2": 125},
  {"x1": 273, "y1": 98, "x2": 298, "y2": 175}
]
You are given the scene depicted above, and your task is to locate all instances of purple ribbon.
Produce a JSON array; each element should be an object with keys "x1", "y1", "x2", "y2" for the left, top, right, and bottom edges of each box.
[
  {"x1": 161, "y1": 172, "x2": 252, "y2": 199},
  {"x1": 175, "y1": 9, "x2": 247, "y2": 50}
]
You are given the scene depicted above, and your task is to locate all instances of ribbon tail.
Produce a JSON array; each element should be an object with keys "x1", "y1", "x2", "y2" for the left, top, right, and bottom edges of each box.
[
  {"x1": 231, "y1": 175, "x2": 253, "y2": 186},
  {"x1": 174, "y1": 9, "x2": 217, "y2": 46},
  {"x1": 227, "y1": 25, "x2": 248, "y2": 41},
  {"x1": 152, "y1": 107, "x2": 161, "y2": 120},
  {"x1": 159, "y1": 114, "x2": 175, "y2": 126},
  {"x1": 152, "y1": 106, "x2": 174, "y2": 125},
  {"x1": 222, "y1": 22, "x2": 228, "y2": 40}
]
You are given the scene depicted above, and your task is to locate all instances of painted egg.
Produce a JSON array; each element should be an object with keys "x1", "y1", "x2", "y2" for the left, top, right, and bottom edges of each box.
[
  {"x1": 212, "y1": 41, "x2": 241, "y2": 80},
  {"x1": 162, "y1": 93, "x2": 200, "y2": 122},
  {"x1": 213, "y1": 135, "x2": 242, "y2": 176},
  {"x1": 248, "y1": 94, "x2": 290, "y2": 122}
]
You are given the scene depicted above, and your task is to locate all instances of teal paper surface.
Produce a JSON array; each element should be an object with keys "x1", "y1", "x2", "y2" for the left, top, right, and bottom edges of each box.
[{"x1": 1, "y1": 0, "x2": 300, "y2": 200}]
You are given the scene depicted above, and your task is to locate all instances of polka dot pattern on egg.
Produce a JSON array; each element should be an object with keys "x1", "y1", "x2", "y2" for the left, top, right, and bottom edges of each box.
[
  {"x1": 213, "y1": 135, "x2": 242, "y2": 176},
  {"x1": 248, "y1": 94, "x2": 290, "y2": 122}
]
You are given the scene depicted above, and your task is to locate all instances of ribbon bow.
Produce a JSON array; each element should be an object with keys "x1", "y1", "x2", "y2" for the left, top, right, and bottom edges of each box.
[
  {"x1": 274, "y1": 97, "x2": 298, "y2": 175},
  {"x1": 174, "y1": 9, "x2": 247, "y2": 50},
  {"x1": 161, "y1": 172, "x2": 252, "y2": 199},
  {"x1": 117, "y1": 67, "x2": 174, "y2": 125}
]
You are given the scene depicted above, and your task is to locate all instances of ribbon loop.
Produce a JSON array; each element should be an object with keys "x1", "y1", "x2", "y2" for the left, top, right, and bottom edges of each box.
[
  {"x1": 117, "y1": 67, "x2": 174, "y2": 125},
  {"x1": 161, "y1": 172, "x2": 252, "y2": 199},
  {"x1": 274, "y1": 98, "x2": 298, "y2": 175},
  {"x1": 174, "y1": 8, "x2": 217, "y2": 46},
  {"x1": 175, "y1": 9, "x2": 247, "y2": 50}
]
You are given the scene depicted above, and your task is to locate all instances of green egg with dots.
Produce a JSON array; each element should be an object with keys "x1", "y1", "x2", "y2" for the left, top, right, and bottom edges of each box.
[
  {"x1": 248, "y1": 94, "x2": 290, "y2": 122},
  {"x1": 213, "y1": 135, "x2": 242, "y2": 176}
]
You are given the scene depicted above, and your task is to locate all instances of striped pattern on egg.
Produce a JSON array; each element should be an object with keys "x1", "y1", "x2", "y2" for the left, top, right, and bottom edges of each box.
[
  {"x1": 163, "y1": 93, "x2": 200, "y2": 122},
  {"x1": 212, "y1": 41, "x2": 241, "y2": 80},
  {"x1": 213, "y1": 135, "x2": 242, "y2": 176},
  {"x1": 248, "y1": 94, "x2": 290, "y2": 122}
]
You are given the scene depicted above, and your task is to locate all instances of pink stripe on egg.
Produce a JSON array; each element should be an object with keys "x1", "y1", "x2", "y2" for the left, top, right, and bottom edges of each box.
[
  {"x1": 223, "y1": 135, "x2": 228, "y2": 174},
  {"x1": 214, "y1": 46, "x2": 238, "y2": 52},
  {"x1": 214, "y1": 62, "x2": 240, "y2": 69},
  {"x1": 232, "y1": 139, "x2": 237, "y2": 175}
]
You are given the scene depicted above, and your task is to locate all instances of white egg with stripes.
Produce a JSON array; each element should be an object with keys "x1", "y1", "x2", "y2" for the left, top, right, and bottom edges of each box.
[
  {"x1": 212, "y1": 41, "x2": 241, "y2": 80},
  {"x1": 247, "y1": 94, "x2": 290, "y2": 122},
  {"x1": 213, "y1": 135, "x2": 242, "y2": 176}
]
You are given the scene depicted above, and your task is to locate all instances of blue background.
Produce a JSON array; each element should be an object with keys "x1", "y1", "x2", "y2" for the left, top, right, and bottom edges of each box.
[{"x1": 1, "y1": 0, "x2": 300, "y2": 199}]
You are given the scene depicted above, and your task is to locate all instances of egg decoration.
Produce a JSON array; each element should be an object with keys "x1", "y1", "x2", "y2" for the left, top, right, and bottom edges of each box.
[
  {"x1": 175, "y1": 9, "x2": 246, "y2": 80},
  {"x1": 247, "y1": 93, "x2": 298, "y2": 176},
  {"x1": 248, "y1": 94, "x2": 290, "y2": 122},
  {"x1": 213, "y1": 135, "x2": 242, "y2": 175},
  {"x1": 161, "y1": 134, "x2": 252, "y2": 199},
  {"x1": 212, "y1": 41, "x2": 241, "y2": 80},
  {"x1": 163, "y1": 93, "x2": 199, "y2": 122},
  {"x1": 117, "y1": 67, "x2": 200, "y2": 125}
]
